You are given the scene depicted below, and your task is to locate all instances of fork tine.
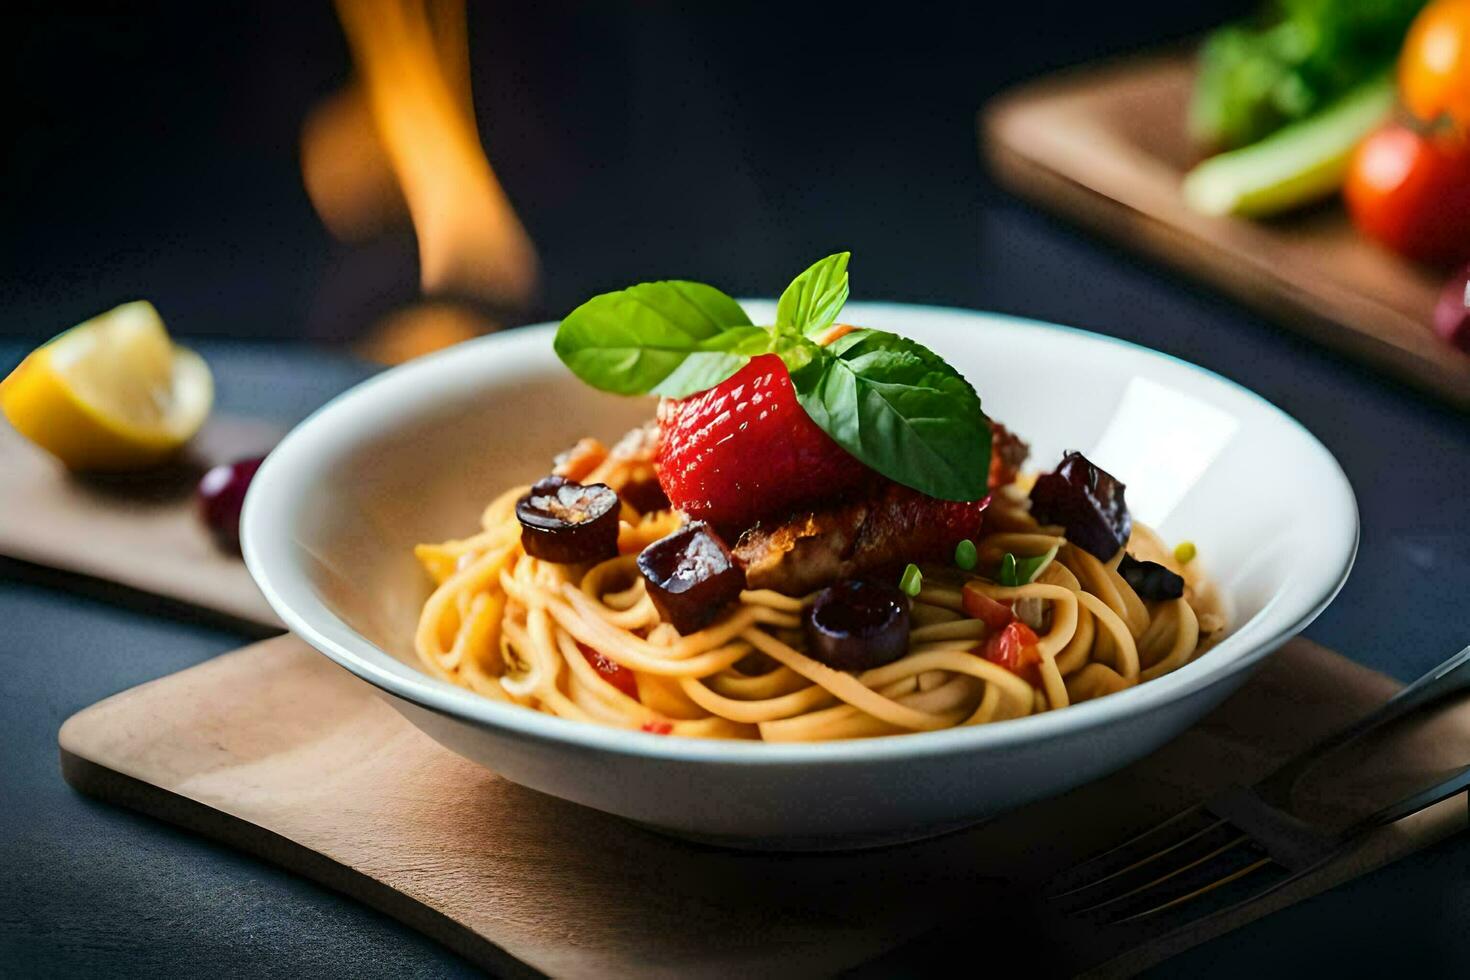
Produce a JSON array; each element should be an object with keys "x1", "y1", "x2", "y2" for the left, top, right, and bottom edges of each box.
[
  {"x1": 1049, "y1": 815, "x2": 1229, "y2": 900},
  {"x1": 1112, "y1": 856, "x2": 1275, "y2": 924},
  {"x1": 1072, "y1": 834, "x2": 1251, "y2": 915},
  {"x1": 1040, "y1": 799, "x2": 1199, "y2": 893},
  {"x1": 1107, "y1": 762, "x2": 1470, "y2": 929}
]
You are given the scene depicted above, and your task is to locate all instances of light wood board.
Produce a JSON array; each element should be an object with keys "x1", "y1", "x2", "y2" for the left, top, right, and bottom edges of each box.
[
  {"x1": 60, "y1": 634, "x2": 1470, "y2": 978},
  {"x1": 0, "y1": 418, "x2": 281, "y2": 629},
  {"x1": 982, "y1": 53, "x2": 1470, "y2": 409}
]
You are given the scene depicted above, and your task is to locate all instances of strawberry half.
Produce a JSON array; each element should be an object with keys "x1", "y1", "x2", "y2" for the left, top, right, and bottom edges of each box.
[{"x1": 655, "y1": 354, "x2": 873, "y2": 531}]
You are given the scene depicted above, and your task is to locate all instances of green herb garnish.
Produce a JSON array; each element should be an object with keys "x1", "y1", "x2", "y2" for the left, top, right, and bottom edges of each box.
[
  {"x1": 554, "y1": 253, "x2": 991, "y2": 502},
  {"x1": 997, "y1": 546, "x2": 1059, "y2": 587},
  {"x1": 776, "y1": 251, "x2": 850, "y2": 338},
  {"x1": 954, "y1": 538, "x2": 978, "y2": 571},
  {"x1": 998, "y1": 553, "x2": 1018, "y2": 587},
  {"x1": 899, "y1": 563, "x2": 923, "y2": 597}
]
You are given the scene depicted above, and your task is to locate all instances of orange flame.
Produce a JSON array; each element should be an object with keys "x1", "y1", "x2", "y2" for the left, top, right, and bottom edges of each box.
[{"x1": 306, "y1": 0, "x2": 538, "y2": 312}]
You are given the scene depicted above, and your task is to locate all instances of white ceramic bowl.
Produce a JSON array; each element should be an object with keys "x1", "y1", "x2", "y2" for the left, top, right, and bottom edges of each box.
[{"x1": 243, "y1": 302, "x2": 1357, "y2": 849}]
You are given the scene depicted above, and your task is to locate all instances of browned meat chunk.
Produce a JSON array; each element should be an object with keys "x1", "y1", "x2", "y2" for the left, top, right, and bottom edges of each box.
[
  {"x1": 990, "y1": 421, "x2": 1029, "y2": 490},
  {"x1": 734, "y1": 483, "x2": 991, "y2": 596}
]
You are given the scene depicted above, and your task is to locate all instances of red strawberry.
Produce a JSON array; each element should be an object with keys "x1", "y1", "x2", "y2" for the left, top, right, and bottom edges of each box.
[{"x1": 655, "y1": 354, "x2": 872, "y2": 531}]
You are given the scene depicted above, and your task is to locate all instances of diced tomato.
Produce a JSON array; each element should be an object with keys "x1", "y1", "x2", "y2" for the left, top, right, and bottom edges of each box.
[
  {"x1": 640, "y1": 720, "x2": 674, "y2": 735},
  {"x1": 962, "y1": 583, "x2": 1014, "y2": 631},
  {"x1": 981, "y1": 621, "x2": 1042, "y2": 685},
  {"x1": 578, "y1": 642, "x2": 639, "y2": 700}
]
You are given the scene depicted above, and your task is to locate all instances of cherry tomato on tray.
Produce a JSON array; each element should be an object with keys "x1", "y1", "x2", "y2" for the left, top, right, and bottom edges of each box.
[{"x1": 1344, "y1": 122, "x2": 1470, "y2": 265}]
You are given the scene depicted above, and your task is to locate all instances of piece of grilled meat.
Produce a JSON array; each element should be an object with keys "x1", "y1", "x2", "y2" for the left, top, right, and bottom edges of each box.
[
  {"x1": 732, "y1": 421, "x2": 1028, "y2": 596},
  {"x1": 990, "y1": 421, "x2": 1029, "y2": 491},
  {"x1": 732, "y1": 483, "x2": 987, "y2": 595}
]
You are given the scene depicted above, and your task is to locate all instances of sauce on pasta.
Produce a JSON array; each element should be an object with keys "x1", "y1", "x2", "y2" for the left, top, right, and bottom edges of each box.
[{"x1": 412, "y1": 435, "x2": 1226, "y2": 741}]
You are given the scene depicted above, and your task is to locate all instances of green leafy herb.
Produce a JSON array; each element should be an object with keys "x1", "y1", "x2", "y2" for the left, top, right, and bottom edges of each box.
[
  {"x1": 552, "y1": 255, "x2": 991, "y2": 502},
  {"x1": 954, "y1": 539, "x2": 978, "y2": 571},
  {"x1": 1191, "y1": 0, "x2": 1424, "y2": 151},
  {"x1": 791, "y1": 329, "x2": 989, "y2": 501},
  {"x1": 554, "y1": 281, "x2": 758, "y2": 398},
  {"x1": 899, "y1": 562, "x2": 923, "y2": 597},
  {"x1": 998, "y1": 546, "x2": 1059, "y2": 587},
  {"x1": 776, "y1": 252, "x2": 850, "y2": 337}
]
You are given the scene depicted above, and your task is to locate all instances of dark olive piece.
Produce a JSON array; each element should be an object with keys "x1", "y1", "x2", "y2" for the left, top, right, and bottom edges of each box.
[
  {"x1": 803, "y1": 579, "x2": 911, "y2": 671},
  {"x1": 620, "y1": 476, "x2": 671, "y2": 515},
  {"x1": 515, "y1": 476, "x2": 621, "y2": 564},
  {"x1": 636, "y1": 521, "x2": 744, "y2": 634},
  {"x1": 1028, "y1": 451, "x2": 1132, "y2": 562},
  {"x1": 197, "y1": 456, "x2": 265, "y2": 554},
  {"x1": 1118, "y1": 554, "x2": 1186, "y2": 600}
]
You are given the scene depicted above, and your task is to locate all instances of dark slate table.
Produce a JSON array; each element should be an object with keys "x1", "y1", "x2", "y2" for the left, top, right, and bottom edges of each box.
[{"x1": 3, "y1": 201, "x2": 1468, "y2": 977}]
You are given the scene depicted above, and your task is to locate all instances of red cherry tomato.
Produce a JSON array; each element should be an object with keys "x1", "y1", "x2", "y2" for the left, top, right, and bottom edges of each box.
[
  {"x1": 578, "y1": 643, "x2": 639, "y2": 700},
  {"x1": 962, "y1": 583, "x2": 1014, "y2": 631},
  {"x1": 1344, "y1": 123, "x2": 1470, "y2": 265},
  {"x1": 982, "y1": 621, "x2": 1042, "y2": 684}
]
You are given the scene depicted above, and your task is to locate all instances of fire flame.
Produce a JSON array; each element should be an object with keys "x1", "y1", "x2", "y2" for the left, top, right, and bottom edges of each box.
[{"x1": 304, "y1": 0, "x2": 538, "y2": 358}]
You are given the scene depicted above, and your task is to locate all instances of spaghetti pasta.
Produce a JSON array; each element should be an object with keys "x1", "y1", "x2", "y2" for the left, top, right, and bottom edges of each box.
[{"x1": 412, "y1": 432, "x2": 1226, "y2": 741}]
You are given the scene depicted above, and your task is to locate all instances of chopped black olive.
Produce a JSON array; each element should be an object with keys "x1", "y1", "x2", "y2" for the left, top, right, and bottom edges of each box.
[
  {"x1": 637, "y1": 521, "x2": 744, "y2": 634},
  {"x1": 620, "y1": 476, "x2": 671, "y2": 515},
  {"x1": 804, "y1": 579, "x2": 911, "y2": 671},
  {"x1": 1029, "y1": 451, "x2": 1132, "y2": 562},
  {"x1": 515, "y1": 476, "x2": 621, "y2": 564},
  {"x1": 1118, "y1": 554, "x2": 1186, "y2": 600}
]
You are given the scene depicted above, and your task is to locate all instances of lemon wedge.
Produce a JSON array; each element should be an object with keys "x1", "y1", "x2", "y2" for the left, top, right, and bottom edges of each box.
[{"x1": 0, "y1": 301, "x2": 213, "y2": 471}]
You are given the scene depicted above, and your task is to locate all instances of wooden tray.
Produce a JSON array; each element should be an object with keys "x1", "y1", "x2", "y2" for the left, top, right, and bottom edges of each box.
[
  {"x1": 0, "y1": 418, "x2": 281, "y2": 630},
  {"x1": 982, "y1": 53, "x2": 1470, "y2": 409},
  {"x1": 59, "y1": 633, "x2": 1470, "y2": 978}
]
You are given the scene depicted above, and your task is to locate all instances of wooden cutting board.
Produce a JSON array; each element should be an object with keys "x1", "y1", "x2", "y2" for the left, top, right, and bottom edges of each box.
[
  {"x1": 0, "y1": 418, "x2": 281, "y2": 630},
  {"x1": 59, "y1": 633, "x2": 1470, "y2": 978},
  {"x1": 982, "y1": 53, "x2": 1470, "y2": 409}
]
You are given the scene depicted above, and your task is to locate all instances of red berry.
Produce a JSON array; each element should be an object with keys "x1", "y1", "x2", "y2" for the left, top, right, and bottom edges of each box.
[
  {"x1": 1433, "y1": 263, "x2": 1470, "y2": 354},
  {"x1": 655, "y1": 354, "x2": 872, "y2": 531},
  {"x1": 197, "y1": 456, "x2": 265, "y2": 554}
]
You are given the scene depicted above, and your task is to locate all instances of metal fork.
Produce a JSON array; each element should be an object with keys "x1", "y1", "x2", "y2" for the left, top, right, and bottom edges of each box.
[{"x1": 1046, "y1": 642, "x2": 1470, "y2": 926}]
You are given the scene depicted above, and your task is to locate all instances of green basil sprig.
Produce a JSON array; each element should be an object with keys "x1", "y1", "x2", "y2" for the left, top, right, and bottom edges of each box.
[
  {"x1": 553, "y1": 253, "x2": 991, "y2": 502},
  {"x1": 776, "y1": 251, "x2": 850, "y2": 337}
]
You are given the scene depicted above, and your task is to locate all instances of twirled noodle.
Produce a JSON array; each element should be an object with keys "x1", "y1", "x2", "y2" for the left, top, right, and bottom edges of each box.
[{"x1": 413, "y1": 442, "x2": 1226, "y2": 740}]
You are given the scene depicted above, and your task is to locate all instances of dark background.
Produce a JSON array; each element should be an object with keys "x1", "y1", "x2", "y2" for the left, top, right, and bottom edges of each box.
[
  {"x1": 4, "y1": 0, "x2": 1243, "y2": 345},
  {"x1": 6, "y1": 2, "x2": 1470, "y2": 978}
]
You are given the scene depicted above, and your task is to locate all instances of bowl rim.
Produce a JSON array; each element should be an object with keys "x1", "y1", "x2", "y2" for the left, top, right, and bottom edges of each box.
[{"x1": 243, "y1": 302, "x2": 1359, "y2": 766}]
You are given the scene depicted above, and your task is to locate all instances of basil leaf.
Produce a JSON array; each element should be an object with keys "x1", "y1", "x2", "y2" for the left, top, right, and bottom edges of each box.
[
  {"x1": 791, "y1": 329, "x2": 990, "y2": 501},
  {"x1": 651, "y1": 326, "x2": 777, "y2": 398},
  {"x1": 769, "y1": 331, "x2": 823, "y2": 378},
  {"x1": 775, "y1": 252, "x2": 850, "y2": 337},
  {"x1": 554, "y1": 281, "x2": 754, "y2": 397}
]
